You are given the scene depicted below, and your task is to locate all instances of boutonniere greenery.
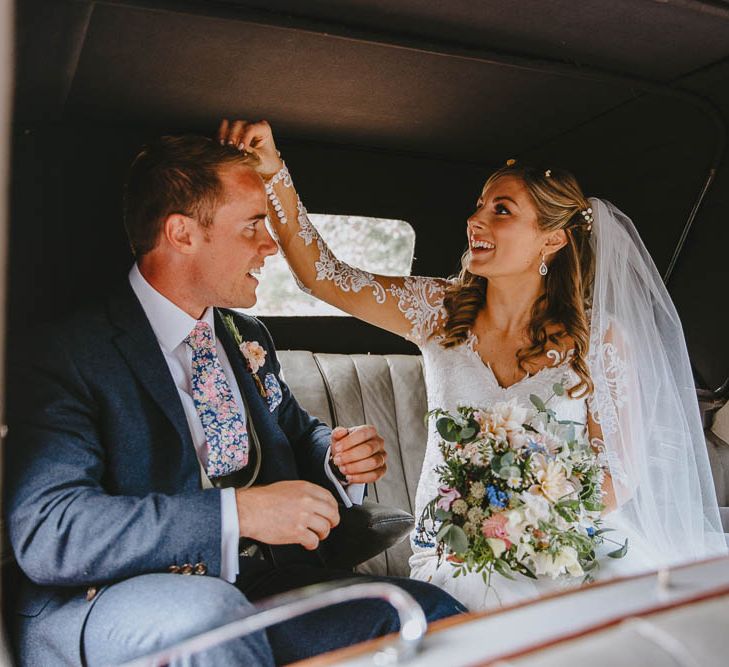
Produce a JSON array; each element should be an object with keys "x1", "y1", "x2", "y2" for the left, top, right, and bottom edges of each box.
[{"x1": 223, "y1": 313, "x2": 267, "y2": 399}]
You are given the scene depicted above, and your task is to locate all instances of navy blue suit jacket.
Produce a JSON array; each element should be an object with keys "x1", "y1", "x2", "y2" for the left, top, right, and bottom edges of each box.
[{"x1": 4, "y1": 281, "x2": 335, "y2": 619}]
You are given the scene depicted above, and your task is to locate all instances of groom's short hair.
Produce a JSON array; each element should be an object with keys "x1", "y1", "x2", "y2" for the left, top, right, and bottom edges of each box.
[{"x1": 124, "y1": 135, "x2": 259, "y2": 257}]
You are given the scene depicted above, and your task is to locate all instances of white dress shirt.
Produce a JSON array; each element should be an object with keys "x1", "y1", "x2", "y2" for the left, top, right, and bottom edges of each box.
[{"x1": 129, "y1": 265, "x2": 363, "y2": 582}]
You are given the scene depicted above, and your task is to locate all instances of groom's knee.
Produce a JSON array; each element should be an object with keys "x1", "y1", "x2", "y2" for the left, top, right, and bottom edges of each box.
[
  {"x1": 83, "y1": 573, "x2": 273, "y2": 666},
  {"x1": 386, "y1": 577, "x2": 468, "y2": 620}
]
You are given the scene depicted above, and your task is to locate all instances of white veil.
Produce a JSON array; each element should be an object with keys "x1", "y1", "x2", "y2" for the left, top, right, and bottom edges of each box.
[{"x1": 587, "y1": 198, "x2": 727, "y2": 567}]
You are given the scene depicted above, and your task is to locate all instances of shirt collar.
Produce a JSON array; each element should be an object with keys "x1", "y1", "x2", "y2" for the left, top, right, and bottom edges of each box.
[{"x1": 129, "y1": 263, "x2": 216, "y2": 353}]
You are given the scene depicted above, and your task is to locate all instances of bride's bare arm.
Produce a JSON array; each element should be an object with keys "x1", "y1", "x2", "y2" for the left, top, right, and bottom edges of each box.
[{"x1": 218, "y1": 119, "x2": 447, "y2": 343}]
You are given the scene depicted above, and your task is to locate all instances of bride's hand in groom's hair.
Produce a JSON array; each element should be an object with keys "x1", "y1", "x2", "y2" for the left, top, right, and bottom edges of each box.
[
  {"x1": 216, "y1": 118, "x2": 284, "y2": 178},
  {"x1": 331, "y1": 425, "x2": 388, "y2": 484}
]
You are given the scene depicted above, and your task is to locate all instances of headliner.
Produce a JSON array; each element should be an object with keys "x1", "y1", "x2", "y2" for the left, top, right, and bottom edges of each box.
[{"x1": 11, "y1": 0, "x2": 729, "y2": 387}]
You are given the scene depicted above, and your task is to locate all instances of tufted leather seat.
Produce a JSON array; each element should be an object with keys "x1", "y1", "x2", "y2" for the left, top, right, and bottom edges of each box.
[
  {"x1": 707, "y1": 400, "x2": 729, "y2": 533},
  {"x1": 278, "y1": 350, "x2": 729, "y2": 577},
  {"x1": 278, "y1": 351, "x2": 428, "y2": 577}
]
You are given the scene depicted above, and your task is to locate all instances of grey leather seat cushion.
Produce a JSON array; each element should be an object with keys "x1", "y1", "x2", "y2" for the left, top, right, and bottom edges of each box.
[{"x1": 279, "y1": 351, "x2": 428, "y2": 577}]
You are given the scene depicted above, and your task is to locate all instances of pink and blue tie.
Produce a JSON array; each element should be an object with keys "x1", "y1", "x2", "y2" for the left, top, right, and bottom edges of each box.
[{"x1": 186, "y1": 321, "x2": 249, "y2": 478}]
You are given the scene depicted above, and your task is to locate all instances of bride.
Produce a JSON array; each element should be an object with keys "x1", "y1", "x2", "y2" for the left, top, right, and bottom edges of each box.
[{"x1": 218, "y1": 120, "x2": 727, "y2": 610}]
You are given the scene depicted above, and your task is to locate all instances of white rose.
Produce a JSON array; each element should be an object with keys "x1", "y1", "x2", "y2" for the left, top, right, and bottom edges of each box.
[
  {"x1": 505, "y1": 508, "x2": 527, "y2": 543},
  {"x1": 532, "y1": 546, "x2": 584, "y2": 579},
  {"x1": 486, "y1": 537, "x2": 507, "y2": 558},
  {"x1": 532, "y1": 551, "x2": 563, "y2": 579},
  {"x1": 519, "y1": 490, "x2": 550, "y2": 525},
  {"x1": 555, "y1": 546, "x2": 584, "y2": 577}
]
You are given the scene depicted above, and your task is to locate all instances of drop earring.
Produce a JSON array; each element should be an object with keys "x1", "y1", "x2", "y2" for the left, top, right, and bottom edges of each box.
[{"x1": 539, "y1": 254, "x2": 548, "y2": 276}]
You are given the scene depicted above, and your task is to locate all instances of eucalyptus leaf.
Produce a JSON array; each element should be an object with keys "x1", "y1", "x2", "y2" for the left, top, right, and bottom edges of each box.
[
  {"x1": 530, "y1": 394, "x2": 546, "y2": 412},
  {"x1": 493, "y1": 559, "x2": 516, "y2": 580},
  {"x1": 436, "y1": 523, "x2": 452, "y2": 542},
  {"x1": 445, "y1": 525, "x2": 469, "y2": 553},
  {"x1": 582, "y1": 558, "x2": 598, "y2": 572},
  {"x1": 434, "y1": 508, "x2": 452, "y2": 522},
  {"x1": 436, "y1": 417, "x2": 460, "y2": 442},
  {"x1": 552, "y1": 382, "x2": 565, "y2": 396},
  {"x1": 607, "y1": 538, "x2": 629, "y2": 559},
  {"x1": 460, "y1": 426, "x2": 476, "y2": 441}
]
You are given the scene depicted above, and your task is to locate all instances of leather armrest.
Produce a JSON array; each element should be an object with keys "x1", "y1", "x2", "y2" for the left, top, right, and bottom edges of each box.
[{"x1": 321, "y1": 500, "x2": 414, "y2": 570}]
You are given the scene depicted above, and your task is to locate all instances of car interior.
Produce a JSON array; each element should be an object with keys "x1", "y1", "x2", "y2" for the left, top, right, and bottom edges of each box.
[{"x1": 2, "y1": 0, "x2": 729, "y2": 664}]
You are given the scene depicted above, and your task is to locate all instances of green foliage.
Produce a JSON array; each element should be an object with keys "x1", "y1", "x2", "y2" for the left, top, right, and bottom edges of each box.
[
  {"x1": 608, "y1": 539, "x2": 629, "y2": 559},
  {"x1": 436, "y1": 417, "x2": 461, "y2": 442},
  {"x1": 530, "y1": 394, "x2": 546, "y2": 412}
]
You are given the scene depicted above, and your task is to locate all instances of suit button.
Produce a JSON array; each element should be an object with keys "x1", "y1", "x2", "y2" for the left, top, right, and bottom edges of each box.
[
  {"x1": 86, "y1": 586, "x2": 98, "y2": 602},
  {"x1": 168, "y1": 564, "x2": 181, "y2": 574},
  {"x1": 180, "y1": 563, "x2": 193, "y2": 575},
  {"x1": 193, "y1": 562, "x2": 207, "y2": 576}
]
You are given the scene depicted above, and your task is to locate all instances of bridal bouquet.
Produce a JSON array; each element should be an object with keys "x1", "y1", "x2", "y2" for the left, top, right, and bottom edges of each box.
[{"x1": 417, "y1": 384, "x2": 627, "y2": 585}]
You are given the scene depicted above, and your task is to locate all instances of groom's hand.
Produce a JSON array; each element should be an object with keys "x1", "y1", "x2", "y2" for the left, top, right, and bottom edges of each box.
[
  {"x1": 235, "y1": 481, "x2": 340, "y2": 550},
  {"x1": 331, "y1": 425, "x2": 388, "y2": 484},
  {"x1": 216, "y1": 118, "x2": 284, "y2": 178}
]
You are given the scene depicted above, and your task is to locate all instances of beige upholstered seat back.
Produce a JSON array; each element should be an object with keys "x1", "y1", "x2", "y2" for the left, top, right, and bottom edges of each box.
[
  {"x1": 709, "y1": 401, "x2": 729, "y2": 531},
  {"x1": 278, "y1": 351, "x2": 428, "y2": 577}
]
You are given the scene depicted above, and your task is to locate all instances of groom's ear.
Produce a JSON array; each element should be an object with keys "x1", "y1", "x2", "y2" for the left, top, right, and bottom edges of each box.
[
  {"x1": 164, "y1": 213, "x2": 197, "y2": 255},
  {"x1": 544, "y1": 229, "x2": 568, "y2": 257}
]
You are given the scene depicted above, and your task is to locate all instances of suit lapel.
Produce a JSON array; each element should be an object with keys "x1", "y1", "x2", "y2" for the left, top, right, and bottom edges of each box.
[
  {"x1": 214, "y1": 311, "x2": 274, "y2": 433},
  {"x1": 108, "y1": 283, "x2": 195, "y2": 455},
  {"x1": 215, "y1": 310, "x2": 295, "y2": 482}
]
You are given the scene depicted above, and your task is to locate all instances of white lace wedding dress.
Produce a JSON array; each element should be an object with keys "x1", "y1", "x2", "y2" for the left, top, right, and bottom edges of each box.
[
  {"x1": 263, "y1": 168, "x2": 726, "y2": 612},
  {"x1": 402, "y1": 279, "x2": 655, "y2": 611}
]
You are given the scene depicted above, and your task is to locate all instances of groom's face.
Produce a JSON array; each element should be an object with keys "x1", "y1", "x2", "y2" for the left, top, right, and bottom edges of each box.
[{"x1": 192, "y1": 164, "x2": 277, "y2": 308}]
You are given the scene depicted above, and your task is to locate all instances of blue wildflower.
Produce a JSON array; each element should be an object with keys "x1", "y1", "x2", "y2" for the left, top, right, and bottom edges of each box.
[
  {"x1": 587, "y1": 527, "x2": 596, "y2": 537},
  {"x1": 486, "y1": 484, "x2": 509, "y2": 509}
]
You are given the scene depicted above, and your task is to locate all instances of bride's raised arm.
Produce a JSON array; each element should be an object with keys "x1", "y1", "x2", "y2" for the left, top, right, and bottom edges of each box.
[{"x1": 219, "y1": 119, "x2": 448, "y2": 345}]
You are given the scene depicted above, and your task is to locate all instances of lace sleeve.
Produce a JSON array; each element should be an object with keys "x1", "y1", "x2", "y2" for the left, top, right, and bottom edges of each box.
[
  {"x1": 264, "y1": 161, "x2": 448, "y2": 342},
  {"x1": 387, "y1": 276, "x2": 447, "y2": 346}
]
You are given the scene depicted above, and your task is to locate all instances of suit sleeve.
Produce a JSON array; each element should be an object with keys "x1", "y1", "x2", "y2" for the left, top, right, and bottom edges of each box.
[
  {"x1": 254, "y1": 320, "x2": 338, "y2": 493},
  {"x1": 4, "y1": 334, "x2": 223, "y2": 587}
]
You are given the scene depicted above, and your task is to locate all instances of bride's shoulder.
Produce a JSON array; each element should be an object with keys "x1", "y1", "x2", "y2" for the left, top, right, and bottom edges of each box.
[
  {"x1": 388, "y1": 276, "x2": 449, "y2": 308},
  {"x1": 387, "y1": 276, "x2": 450, "y2": 345}
]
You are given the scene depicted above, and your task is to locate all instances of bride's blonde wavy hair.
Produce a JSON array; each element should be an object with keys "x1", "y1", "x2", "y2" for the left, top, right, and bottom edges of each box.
[{"x1": 440, "y1": 164, "x2": 595, "y2": 398}]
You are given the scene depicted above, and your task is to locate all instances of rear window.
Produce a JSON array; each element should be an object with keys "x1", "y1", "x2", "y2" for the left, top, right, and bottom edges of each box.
[{"x1": 248, "y1": 214, "x2": 415, "y2": 316}]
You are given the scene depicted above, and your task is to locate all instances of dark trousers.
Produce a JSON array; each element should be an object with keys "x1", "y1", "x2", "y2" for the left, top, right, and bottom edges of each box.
[
  {"x1": 239, "y1": 562, "x2": 466, "y2": 665},
  {"x1": 16, "y1": 563, "x2": 465, "y2": 666}
]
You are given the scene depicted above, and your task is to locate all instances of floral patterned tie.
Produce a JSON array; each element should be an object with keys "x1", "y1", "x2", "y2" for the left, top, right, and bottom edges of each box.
[{"x1": 186, "y1": 321, "x2": 249, "y2": 478}]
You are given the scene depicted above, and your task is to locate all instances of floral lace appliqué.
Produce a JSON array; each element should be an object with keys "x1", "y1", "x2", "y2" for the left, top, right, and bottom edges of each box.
[
  {"x1": 387, "y1": 276, "x2": 446, "y2": 345},
  {"x1": 295, "y1": 200, "x2": 387, "y2": 303},
  {"x1": 587, "y1": 340, "x2": 628, "y2": 436}
]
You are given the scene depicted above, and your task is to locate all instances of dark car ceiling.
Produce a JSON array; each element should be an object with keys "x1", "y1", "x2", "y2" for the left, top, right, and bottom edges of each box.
[{"x1": 10, "y1": 0, "x2": 729, "y2": 388}]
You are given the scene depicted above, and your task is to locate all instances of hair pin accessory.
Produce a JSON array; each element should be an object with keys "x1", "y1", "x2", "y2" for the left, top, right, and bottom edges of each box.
[
  {"x1": 545, "y1": 169, "x2": 552, "y2": 177},
  {"x1": 581, "y1": 207, "x2": 594, "y2": 232},
  {"x1": 506, "y1": 158, "x2": 517, "y2": 166}
]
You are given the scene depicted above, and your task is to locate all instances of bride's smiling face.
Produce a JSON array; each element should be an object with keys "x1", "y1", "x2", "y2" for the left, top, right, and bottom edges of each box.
[{"x1": 466, "y1": 175, "x2": 551, "y2": 279}]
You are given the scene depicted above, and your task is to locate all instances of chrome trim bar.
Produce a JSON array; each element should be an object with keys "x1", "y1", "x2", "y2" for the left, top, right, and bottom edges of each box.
[{"x1": 114, "y1": 580, "x2": 428, "y2": 667}]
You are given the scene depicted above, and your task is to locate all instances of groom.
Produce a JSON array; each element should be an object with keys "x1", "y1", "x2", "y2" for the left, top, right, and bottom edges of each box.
[{"x1": 4, "y1": 133, "x2": 463, "y2": 666}]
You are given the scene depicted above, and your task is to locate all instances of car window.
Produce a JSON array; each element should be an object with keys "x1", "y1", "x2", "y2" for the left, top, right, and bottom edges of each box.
[{"x1": 248, "y1": 214, "x2": 415, "y2": 316}]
